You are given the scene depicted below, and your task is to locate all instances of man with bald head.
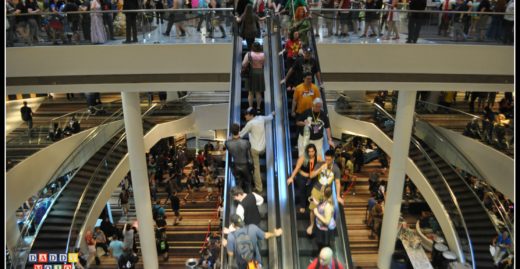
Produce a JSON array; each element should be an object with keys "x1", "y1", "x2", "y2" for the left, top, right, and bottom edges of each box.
[{"x1": 307, "y1": 247, "x2": 345, "y2": 269}]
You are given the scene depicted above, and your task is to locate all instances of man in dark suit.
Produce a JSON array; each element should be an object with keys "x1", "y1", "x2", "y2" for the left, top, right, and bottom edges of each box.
[
  {"x1": 123, "y1": 0, "x2": 139, "y2": 43},
  {"x1": 406, "y1": 0, "x2": 427, "y2": 43}
]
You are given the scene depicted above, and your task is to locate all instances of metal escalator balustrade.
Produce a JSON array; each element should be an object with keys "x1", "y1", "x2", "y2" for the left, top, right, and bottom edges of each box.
[
  {"x1": 10, "y1": 107, "x2": 125, "y2": 269},
  {"x1": 277, "y1": 15, "x2": 353, "y2": 268},
  {"x1": 413, "y1": 120, "x2": 514, "y2": 261},
  {"x1": 64, "y1": 103, "x2": 184, "y2": 254},
  {"x1": 17, "y1": 103, "x2": 191, "y2": 268},
  {"x1": 370, "y1": 102, "x2": 500, "y2": 268},
  {"x1": 220, "y1": 17, "x2": 282, "y2": 269}
]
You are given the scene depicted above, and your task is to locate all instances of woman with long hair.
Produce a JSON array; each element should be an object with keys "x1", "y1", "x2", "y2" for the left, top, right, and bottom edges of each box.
[
  {"x1": 312, "y1": 186, "x2": 336, "y2": 250},
  {"x1": 236, "y1": 4, "x2": 265, "y2": 48},
  {"x1": 289, "y1": 6, "x2": 311, "y2": 46},
  {"x1": 90, "y1": 0, "x2": 107, "y2": 43},
  {"x1": 287, "y1": 143, "x2": 323, "y2": 214}
]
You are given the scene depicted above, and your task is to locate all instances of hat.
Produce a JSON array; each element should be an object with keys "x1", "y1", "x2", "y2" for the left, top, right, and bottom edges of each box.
[
  {"x1": 304, "y1": 46, "x2": 313, "y2": 53},
  {"x1": 313, "y1": 98, "x2": 323, "y2": 105},
  {"x1": 245, "y1": 107, "x2": 257, "y2": 116}
]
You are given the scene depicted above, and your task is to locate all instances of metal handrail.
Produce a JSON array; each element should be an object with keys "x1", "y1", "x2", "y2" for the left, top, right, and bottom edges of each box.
[
  {"x1": 10, "y1": 108, "x2": 125, "y2": 269},
  {"x1": 306, "y1": 19, "x2": 353, "y2": 269},
  {"x1": 417, "y1": 119, "x2": 514, "y2": 241},
  {"x1": 308, "y1": 8, "x2": 514, "y2": 15},
  {"x1": 6, "y1": 8, "x2": 234, "y2": 16},
  {"x1": 264, "y1": 13, "x2": 284, "y2": 267},
  {"x1": 273, "y1": 13, "x2": 301, "y2": 269},
  {"x1": 6, "y1": 7, "x2": 513, "y2": 17},
  {"x1": 219, "y1": 20, "x2": 241, "y2": 269},
  {"x1": 415, "y1": 100, "x2": 482, "y2": 119},
  {"x1": 64, "y1": 104, "x2": 158, "y2": 254},
  {"x1": 373, "y1": 102, "x2": 475, "y2": 267}
]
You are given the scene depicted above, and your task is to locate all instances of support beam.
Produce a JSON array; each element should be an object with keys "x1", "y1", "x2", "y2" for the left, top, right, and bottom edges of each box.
[
  {"x1": 121, "y1": 92, "x2": 158, "y2": 269},
  {"x1": 377, "y1": 91, "x2": 417, "y2": 269}
]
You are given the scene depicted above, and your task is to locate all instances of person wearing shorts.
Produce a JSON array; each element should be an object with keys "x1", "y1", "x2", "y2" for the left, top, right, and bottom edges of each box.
[{"x1": 306, "y1": 149, "x2": 342, "y2": 235}]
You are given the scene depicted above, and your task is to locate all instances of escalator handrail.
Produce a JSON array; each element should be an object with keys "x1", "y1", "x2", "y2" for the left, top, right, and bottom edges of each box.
[
  {"x1": 263, "y1": 14, "x2": 282, "y2": 267},
  {"x1": 219, "y1": 21, "x2": 242, "y2": 269},
  {"x1": 10, "y1": 107, "x2": 125, "y2": 269},
  {"x1": 65, "y1": 104, "x2": 160, "y2": 254},
  {"x1": 307, "y1": 21, "x2": 354, "y2": 269},
  {"x1": 417, "y1": 120, "x2": 514, "y2": 242},
  {"x1": 265, "y1": 12, "x2": 294, "y2": 268},
  {"x1": 372, "y1": 103, "x2": 475, "y2": 267},
  {"x1": 272, "y1": 14, "x2": 301, "y2": 269}
]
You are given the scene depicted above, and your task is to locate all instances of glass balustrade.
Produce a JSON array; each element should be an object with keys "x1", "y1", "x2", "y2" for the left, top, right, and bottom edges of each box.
[
  {"x1": 5, "y1": 8, "x2": 234, "y2": 47},
  {"x1": 287, "y1": 8, "x2": 514, "y2": 45},
  {"x1": 6, "y1": 8, "x2": 513, "y2": 47}
]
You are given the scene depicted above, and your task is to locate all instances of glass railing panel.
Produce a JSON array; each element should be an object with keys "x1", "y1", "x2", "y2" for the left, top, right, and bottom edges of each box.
[
  {"x1": 278, "y1": 8, "x2": 514, "y2": 45},
  {"x1": 414, "y1": 116, "x2": 514, "y2": 244},
  {"x1": 369, "y1": 103, "x2": 475, "y2": 265},
  {"x1": 6, "y1": 8, "x2": 233, "y2": 47},
  {"x1": 415, "y1": 100, "x2": 514, "y2": 157},
  {"x1": 5, "y1": 98, "x2": 122, "y2": 149},
  {"x1": 10, "y1": 108, "x2": 125, "y2": 269}
]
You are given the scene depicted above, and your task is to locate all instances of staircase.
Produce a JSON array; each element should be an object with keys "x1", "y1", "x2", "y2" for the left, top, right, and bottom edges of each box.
[
  {"x1": 91, "y1": 165, "x2": 222, "y2": 269},
  {"x1": 343, "y1": 161, "x2": 382, "y2": 269}
]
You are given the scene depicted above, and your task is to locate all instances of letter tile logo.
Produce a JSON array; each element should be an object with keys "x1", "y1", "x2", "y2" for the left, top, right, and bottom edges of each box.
[
  {"x1": 63, "y1": 264, "x2": 72, "y2": 269},
  {"x1": 59, "y1": 254, "x2": 68, "y2": 263},
  {"x1": 49, "y1": 254, "x2": 58, "y2": 262},
  {"x1": 68, "y1": 253, "x2": 78, "y2": 264},
  {"x1": 33, "y1": 265, "x2": 43, "y2": 269},
  {"x1": 44, "y1": 265, "x2": 53, "y2": 269},
  {"x1": 38, "y1": 253, "x2": 48, "y2": 263},
  {"x1": 53, "y1": 265, "x2": 63, "y2": 269},
  {"x1": 28, "y1": 254, "x2": 38, "y2": 263}
]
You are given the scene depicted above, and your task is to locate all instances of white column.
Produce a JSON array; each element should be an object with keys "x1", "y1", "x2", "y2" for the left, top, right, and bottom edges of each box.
[
  {"x1": 121, "y1": 92, "x2": 158, "y2": 269},
  {"x1": 6, "y1": 214, "x2": 21, "y2": 254},
  {"x1": 377, "y1": 91, "x2": 417, "y2": 269}
]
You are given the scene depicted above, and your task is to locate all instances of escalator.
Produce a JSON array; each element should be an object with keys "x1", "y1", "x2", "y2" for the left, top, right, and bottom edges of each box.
[
  {"x1": 220, "y1": 19, "x2": 281, "y2": 268},
  {"x1": 275, "y1": 16, "x2": 353, "y2": 268},
  {"x1": 12, "y1": 103, "x2": 191, "y2": 269},
  {"x1": 350, "y1": 102, "x2": 496, "y2": 268}
]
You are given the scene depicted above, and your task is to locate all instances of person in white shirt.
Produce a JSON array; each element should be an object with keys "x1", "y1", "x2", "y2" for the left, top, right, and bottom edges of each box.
[{"x1": 239, "y1": 107, "x2": 275, "y2": 193}]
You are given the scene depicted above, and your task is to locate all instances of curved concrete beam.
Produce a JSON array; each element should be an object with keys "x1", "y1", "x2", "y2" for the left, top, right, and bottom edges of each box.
[{"x1": 328, "y1": 106, "x2": 464, "y2": 261}]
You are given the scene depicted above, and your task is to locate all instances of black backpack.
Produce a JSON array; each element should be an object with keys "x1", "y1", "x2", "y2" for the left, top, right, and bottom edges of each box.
[
  {"x1": 118, "y1": 253, "x2": 138, "y2": 269},
  {"x1": 233, "y1": 226, "x2": 256, "y2": 263}
]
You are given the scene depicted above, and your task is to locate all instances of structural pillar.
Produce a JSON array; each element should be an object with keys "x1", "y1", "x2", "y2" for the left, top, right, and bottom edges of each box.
[
  {"x1": 121, "y1": 92, "x2": 158, "y2": 269},
  {"x1": 377, "y1": 90, "x2": 417, "y2": 269}
]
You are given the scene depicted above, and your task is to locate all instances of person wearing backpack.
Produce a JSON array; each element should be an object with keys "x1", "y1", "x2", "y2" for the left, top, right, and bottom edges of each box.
[
  {"x1": 307, "y1": 247, "x2": 345, "y2": 269},
  {"x1": 118, "y1": 188, "x2": 130, "y2": 220},
  {"x1": 225, "y1": 214, "x2": 282, "y2": 269},
  {"x1": 117, "y1": 251, "x2": 139, "y2": 269},
  {"x1": 156, "y1": 230, "x2": 169, "y2": 261}
]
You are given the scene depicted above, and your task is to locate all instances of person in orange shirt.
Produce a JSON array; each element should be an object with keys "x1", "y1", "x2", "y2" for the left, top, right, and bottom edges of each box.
[{"x1": 291, "y1": 72, "x2": 321, "y2": 118}]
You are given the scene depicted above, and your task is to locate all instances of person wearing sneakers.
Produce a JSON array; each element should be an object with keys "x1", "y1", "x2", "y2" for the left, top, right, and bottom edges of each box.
[{"x1": 239, "y1": 108, "x2": 275, "y2": 193}]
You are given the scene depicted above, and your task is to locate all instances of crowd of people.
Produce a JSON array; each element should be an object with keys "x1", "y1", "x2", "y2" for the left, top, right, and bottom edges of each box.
[{"x1": 6, "y1": 0, "x2": 514, "y2": 46}]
